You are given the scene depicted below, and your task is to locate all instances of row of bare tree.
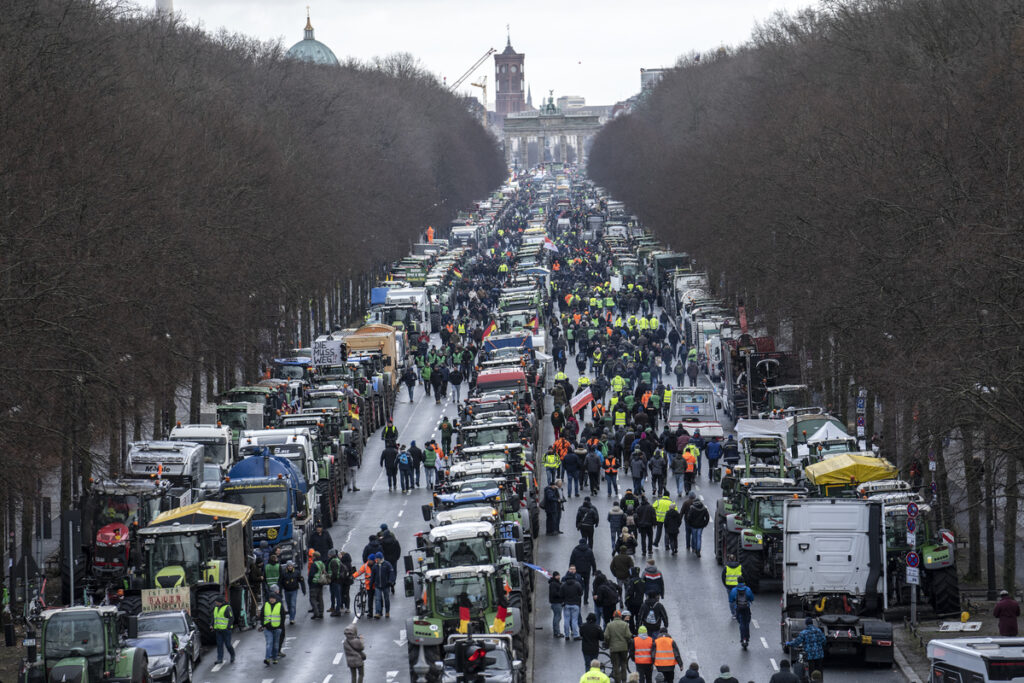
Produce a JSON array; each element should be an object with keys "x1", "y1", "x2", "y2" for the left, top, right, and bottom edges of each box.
[
  {"x1": 0, "y1": 0, "x2": 504, "y2": 544},
  {"x1": 590, "y1": 0, "x2": 1024, "y2": 589}
]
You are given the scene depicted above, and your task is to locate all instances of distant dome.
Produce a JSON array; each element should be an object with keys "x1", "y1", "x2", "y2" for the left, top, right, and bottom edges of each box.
[{"x1": 286, "y1": 14, "x2": 339, "y2": 66}]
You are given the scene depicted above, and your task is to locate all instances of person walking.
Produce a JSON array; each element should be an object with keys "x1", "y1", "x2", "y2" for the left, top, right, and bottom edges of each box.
[
  {"x1": 544, "y1": 480, "x2": 565, "y2": 535},
  {"x1": 785, "y1": 617, "x2": 826, "y2": 677},
  {"x1": 652, "y1": 627, "x2": 683, "y2": 682},
  {"x1": 549, "y1": 571, "x2": 565, "y2": 638},
  {"x1": 681, "y1": 447, "x2": 697, "y2": 495},
  {"x1": 680, "y1": 662, "x2": 705, "y2": 683},
  {"x1": 382, "y1": 418, "x2": 399, "y2": 447},
  {"x1": 768, "y1": 659, "x2": 802, "y2": 683},
  {"x1": 670, "y1": 450, "x2": 687, "y2": 498},
  {"x1": 608, "y1": 502, "x2": 626, "y2": 545},
  {"x1": 212, "y1": 594, "x2": 236, "y2": 665},
  {"x1": 370, "y1": 552, "x2": 395, "y2": 619},
  {"x1": 594, "y1": 573, "x2": 620, "y2": 628},
  {"x1": 711, "y1": 664, "x2": 738, "y2": 683},
  {"x1": 585, "y1": 449, "x2": 604, "y2": 495},
  {"x1": 346, "y1": 444, "x2": 361, "y2": 492},
  {"x1": 401, "y1": 365, "x2": 417, "y2": 402},
  {"x1": 343, "y1": 625, "x2": 366, "y2": 683},
  {"x1": 642, "y1": 558, "x2": 664, "y2": 599},
  {"x1": 259, "y1": 588, "x2": 285, "y2": 665},
  {"x1": 630, "y1": 626, "x2": 655, "y2": 683},
  {"x1": 662, "y1": 503, "x2": 682, "y2": 556},
  {"x1": 327, "y1": 549, "x2": 344, "y2": 616},
  {"x1": 570, "y1": 538, "x2": 597, "y2": 604},
  {"x1": 545, "y1": 449, "x2": 563, "y2": 487},
  {"x1": 397, "y1": 446, "x2": 414, "y2": 493},
  {"x1": 440, "y1": 416, "x2": 454, "y2": 455},
  {"x1": 422, "y1": 440, "x2": 437, "y2": 489},
  {"x1": 564, "y1": 448, "x2": 582, "y2": 497},
  {"x1": 580, "y1": 613, "x2": 604, "y2": 671},
  {"x1": 995, "y1": 590, "x2": 1021, "y2": 636},
  {"x1": 562, "y1": 568, "x2": 584, "y2": 641},
  {"x1": 577, "y1": 497, "x2": 600, "y2": 548},
  {"x1": 637, "y1": 591, "x2": 669, "y2": 634},
  {"x1": 648, "y1": 450, "x2": 667, "y2": 498},
  {"x1": 337, "y1": 552, "x2": 354, "y2": 614},
  {"x1": 449, "y1": 366, "x2": 464, "y2": 403},
  {"x1": 308, "y1": 551, "x2": 328, "y2": 619},
  {"x1": 380, "y1": 443, "x2": 399, "y2": 491},
  {"x1": 408, "y1": 441, "x2": 423, "y2": 488},
  {"x1": 580, "y1": 660, "x2": 612, "y2": 683},
  {"x1": 279, "y1": 560, "x2": 306, "y2": 625},
  {"x1": 604, "y1": 610, "x2": 632, "y2": 683},
  {"x1": 686, "y1": 361, "x2": 698, "y2": 387},
  {"x1": 729, "y1": 579, "x2": 755, "y2": 649},
  {"x1": 635, "y1": 497, "x2": 655, "y2": 556},
  {"x1": 605, "y1": 452, "x2": 620, "y2": 497},
  {"x1": 630, "y1": 453, "x2": 648, "y2": 495},
  {"x1": 651, "y1": 493, "x2": 672, "y2": 549},
  {"x1": 722, "y1": 554, "x2": 742, "y2": 596},
  {"x1": 610, "y1": 546, "x2": 635, "y2": 593},
  {"x1": 684, "y1": 497, "x2": 710, "y2": 558}
]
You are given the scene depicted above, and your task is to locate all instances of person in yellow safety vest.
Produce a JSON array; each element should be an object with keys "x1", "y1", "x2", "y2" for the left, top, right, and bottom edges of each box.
[
  {"x1": 687, "y1": 347, "x2": 698, "y2": 363},
  {"x1": 555, "y1": 371, "x2": 568, "y2": 382},
  {"x1": 212, "y1": 594, "x2": 236, "y2": 664},
  {"x1": 498, "y1": 263, "x2": 509, "y2": 273},
  {"x1": 613, "y1": 404, "x2": 628, "y2": 427},
  {"x1": 637, "y1": 317, "x2": 649, "y2": 332},
  {"x1": 630, "y1": 626, "x2": 654, "y2": 681},
  {"x1": 663, "y1": 387, "x2": 673, "y2": 415},
  {"x1": 723, "y1": 554, "x2": 743, "y2": 593},
  {"x1": 578, "y1": 375, "x2": 591, "y2": 387},
  {"x1": 653, "y1": 628, "x2": 683, "y2": 681},
  {"x1": 592, "y1": 349, "x2": 602, "y2": 367},
  {"x1": 544, "y1": 450, "x2": 561, "y2": 486},
  {"x1": 579, "y1": 660, "x2": 610, "y2": 683},
  {"x1": 613, "y1": 316, "x2": 623, "y2": 328},
  {"x1": 627, "y1": 283, "x2": 635, "y2": 291},
  {"x1": 611, "y1": 375, "x2": 627, "y2": 395},
  {"x1": 649, "y1": 316, "x2": 659, "y2": 331},
  {"x1": 604, "y1": 295, "x2": 614, "y2": 309},
  {"x1": 590, "y1": 296, "x2": 599, "y2": 309},
  {"x1": 260, "y1": 590, "x2": 285, "y2": 665},
  {"x1": 652, "y1": 493, "x2": 672, "y2": 547}
]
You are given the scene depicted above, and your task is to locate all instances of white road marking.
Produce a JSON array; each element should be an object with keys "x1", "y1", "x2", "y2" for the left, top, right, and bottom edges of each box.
[
  {"x1": 386, "y1": 672, "x2": 399, "y2": 682},
  {"x1": 211, "y1": 662, "x2": 224, "y2": 672},
  {"x1": 751, "y1": 619, "x2": 760, "y2": 629},
  {"x1": 262, "y1": 679, "x2": 274, "y2": 683},
  {"x1": 760, "y1": 636, "x2": 769, "y2": 649},
  {"x1": 343, "y1": 529, "x2": 354, "y2": 550},
  {"x1": 322, "y1": 675, "x2": 333, "y2": 683},
  {"x1": 770, "y1": 658, "x2": 779, "y2": 671},
  {"x1": 394, "y1": 521, "x2": 400, "y2": 528},
  {"x1": 394, "y1": 628, "x2": 407, "y2": 646},
  {"x1": 398, "y1": 509, "x2": 404, "y2": 517},
  {"x1": 333, "y1": 653, "x2": 343, "y2": 665},
  {"x1": 233, "y1": 640, "x2": 240, "y2": 648}
]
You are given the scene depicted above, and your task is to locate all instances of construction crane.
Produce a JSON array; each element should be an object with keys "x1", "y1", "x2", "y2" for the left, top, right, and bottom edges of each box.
[
  {"x1": 449, "y1": 48, "x2": 496, "y2": 92},
  {"x1": 469, "y1": 75, "x2": 488, "y2": 109}
]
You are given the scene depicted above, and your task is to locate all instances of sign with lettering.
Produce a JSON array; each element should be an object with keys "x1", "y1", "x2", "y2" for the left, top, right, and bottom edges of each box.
[{"x1": 142, "y1": 587, "x2": 191, "y2": 614}]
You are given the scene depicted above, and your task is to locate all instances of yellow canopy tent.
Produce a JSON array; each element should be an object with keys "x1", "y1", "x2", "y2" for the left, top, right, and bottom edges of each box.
[
  {"x1": 804, "y1": 453, "x2": 898, "y2": 495},
  {"x1": 149, "y1": 500, "x2": 254, "y2": 527}
]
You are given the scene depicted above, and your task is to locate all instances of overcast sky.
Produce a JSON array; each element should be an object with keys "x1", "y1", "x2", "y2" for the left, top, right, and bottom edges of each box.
[{"x1": 167, "y1": 0, "x2": 813, "y2": 106}]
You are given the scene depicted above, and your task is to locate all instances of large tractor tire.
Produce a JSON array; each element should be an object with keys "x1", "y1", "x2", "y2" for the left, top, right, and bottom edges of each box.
[
  {"x1": 738, "y1": 549, "x2": 762, "y2": 593},
  {"x1": 928, "y1": 566, "x2": 961, "y2": 615},
  {"x1": 120, "y1": 594, "x2": 143, "y2": 616},
  {"x1": 316, "y1": 481, "x2": 334, "y2": 528},
  {"x1": 194, "y1": 590, "x2": 220, "y2": 645},
  {"x1": 723, "y1": 531, "x2": 740, "y2": 568}
]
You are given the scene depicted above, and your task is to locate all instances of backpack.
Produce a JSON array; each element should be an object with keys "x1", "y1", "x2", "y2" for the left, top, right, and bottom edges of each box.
[
  {"x1": 688, "y1": 501, "x2": 710, "y2": 529},
  {"x1": 398, "y1": 452, "x2": 411, "y2": 466},
  {"x1": 734, "y1": 587, "x2": 750, "y2": 610}
]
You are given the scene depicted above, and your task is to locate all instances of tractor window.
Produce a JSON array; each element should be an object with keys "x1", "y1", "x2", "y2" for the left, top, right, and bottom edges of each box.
[
  {"x1": 441, "y1": 538, "x2": 489, "y2": 566},
  {"x1": 434, "y1": 577, "x2": 489, "y2": 618},
  {"x1": 758, "y1": 500, "x2": 785, "y2": 530},
  {"x1": 43, "y1": 612, "x2": 105, "y2": 658}
]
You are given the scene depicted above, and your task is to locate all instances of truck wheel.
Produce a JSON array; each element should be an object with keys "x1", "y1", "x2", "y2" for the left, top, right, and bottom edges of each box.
[
  {"x1": 320, "y1": 492, "x2": 333, "y2": 529},
  {"x1": 724, "y1": 532, "x2": 739, "y2": 565},
  {"x1": 120, "y1": 594, "x2": 142, "y2": 616},
  {"x1": 928, "y1": 566, "x2": 960, "y2": 615},
  {"x1": 195, "y1": 590, "x2": 220, "y2": 645},
  {"x1": 738, "y1": 549, "x2": 762, "y2": 592}
]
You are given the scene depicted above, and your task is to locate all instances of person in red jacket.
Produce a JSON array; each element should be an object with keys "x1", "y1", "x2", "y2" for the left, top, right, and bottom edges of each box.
[{"x1": 995, "y1": 590, "x2": 1021, "y2": 636}]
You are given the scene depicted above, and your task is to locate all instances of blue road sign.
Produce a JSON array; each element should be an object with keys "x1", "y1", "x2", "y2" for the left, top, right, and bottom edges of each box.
[
  {"x1": 906, "y1": 551, "x2": 920, "y2": 568},
  {"x1": 907, "y1": 502, "x2": 920, "y2": 518},
  {"x1": 907, "y1": 518, "x2": 916, "y2": 533}
]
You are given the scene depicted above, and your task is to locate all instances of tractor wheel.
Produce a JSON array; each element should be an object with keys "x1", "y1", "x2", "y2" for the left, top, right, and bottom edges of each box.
[
  {"x1": 120, "y1": 594, "x2": 143, "y2": 616},
  {"x1": 724, "y1": 531, "x2": 740, "y2": 566},
  {"x1": 929, "y1": 566, "x2": 961, "y2": 615},
  {"x1": 194, "y1": 590, "x2": 220, "y2": 646},
  {"x1": 513, "y1": 630, "x2": 529, "y2": 659},
  {"x1": 738, "y1": 549, "x2": 762, "y2": 593},
  {"x1": 317, "y1": 481, "x2": 333, "y2": 528}
]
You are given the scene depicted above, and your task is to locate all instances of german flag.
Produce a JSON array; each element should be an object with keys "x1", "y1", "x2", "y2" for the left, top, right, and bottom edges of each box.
[
  {"x1": 528, "y1": 316, "x2": 539, "y2": 333},
  {"x1": 457, "y1": 605, "x2": 471, "y2": 634},
  {"x1": 452, "y1": 266, "x2": 462, "y2": 279},
  {"x1": 490, "y1": 604, "x2": 508, "y2": 633},
  {"x1": 483, "y1": 320, "x2": 497, "y2": 338}
]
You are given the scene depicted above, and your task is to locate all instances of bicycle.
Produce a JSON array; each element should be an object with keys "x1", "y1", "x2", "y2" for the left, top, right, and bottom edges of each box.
[{"x1": 353, "y1": 584, "x2": 369, "y2": 619}]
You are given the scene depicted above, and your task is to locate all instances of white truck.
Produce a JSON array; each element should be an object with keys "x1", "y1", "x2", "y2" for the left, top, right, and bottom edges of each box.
[
  {"x1": 124, "y1": 441, "x2": 206, "y2": 505},
  {"x1": 781, "y1": 498, "x2": 894, "y2": 666},
  {"x1": 169, "y1": 423, "x2": 233, "y2": 469}
]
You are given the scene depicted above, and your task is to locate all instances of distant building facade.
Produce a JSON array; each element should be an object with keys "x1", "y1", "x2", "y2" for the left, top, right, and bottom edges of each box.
[
  {"x1": 556, "y1": 95, "x2": 586, "y2": 110},
  {"x1": 640, "y1": 68, "x2": 667, "y2": 91},
  {"x1": 494, "y1": 38, "x2": 525, "y2": 116}
]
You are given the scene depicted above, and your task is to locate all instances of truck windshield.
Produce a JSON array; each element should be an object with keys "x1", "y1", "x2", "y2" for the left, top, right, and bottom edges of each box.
[
  {"x1": 148, "y1": 534, "x2": 202, "y2": 584},
  {"x1": 461, "y1": 427, "x2": 518, "y2": 446},
  {"x1": 274, "y1": 365, "x2": 306, "y2": 381},
  {"x1": 222, "y1": 488, "x2": 289, "y2": 520},
  {"x1": 440, "y1": 538, "x2": 490, "y2": 566},
  {"x1": 217, "y1": 409, "x2": 250, "y2": 433},
  {"x1": 43, "y1": 612, "x2": 106, "y2": 658},
  {"x1": 224, "y1": 391, "x2": 268, "y2": 405},
  {"x1": 434, "y1": 577, "x2": 490, "y2": 618},
  {"x1": 183, "y1": 437, "x2": 228, "y2": 465}
]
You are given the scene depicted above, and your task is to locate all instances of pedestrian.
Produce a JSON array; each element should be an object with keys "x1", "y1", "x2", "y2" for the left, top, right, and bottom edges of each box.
[
  {"x1": 705, "y1": 437, "x2": 722, "y2": 481},
  {"x1": 370, "y1": 552, "x2": 395, "y2": 619},
  {"x1": 610, "y1": 546, "x2": 635, "y2": 591},
  {"x1": 562, "y1": 568, "x2": 584, "y2": 640},
  {"x1": 729, "y1": 579, "x2": 755, "y2": 649},
  {"x1": 408, "y1": 441, "x2": 423, "y2": 488},
  {"x1": 259, "y1": 588, "x2": 285, "y2": 665},
  {"x1": 615, "y1": 529, "x2": 638, "y2": 556},
  {"x1": 397, "y1": 445, "x2": 414, "y2": 492},
  {"x1": 440, "y1": 416, "x2": 454, "y2": 455},
  {"x1": 570, "y1": 538, "x2": 597, "y2": 604},
  {"x1": 722, "y1": 554, "x2": 742, "y2": 595},
  {"x1": 662, "y1": 503, "x2": 682, "y2": 556},
  {"x1": 684, "y1": 496, "x2": 710, "y2": 558},
  {"x1": 378, "y1": 524, "x2": 402, "y2": 568},
  {"x1": 604, "y1": 609, "x2": 632, "y2": 682},
  {"x1": 564, "y1": 448, "x2": 583, "y2": 497},
  {"x1": 308, "y1": 551, "x2": 328, "y2": 619},
  {"x1": 544, "y1": 480, "x2": 565, "y2": 535},
  {"x1": 585, "y1": 449, "x2": 604, "y2": 495},
  {"x1": 380, "y1": 443, "x2": 399, "y2": 491},
  {"x1": 577, "y1": 497, "x2": 600, "y2": 548},
  {"x1": 422, "y1": 440, "x2": 437, "y2": 489},
  {"x1": 605, "y1": 451, "x2": 620, "y2": 497},
  {"x1": 382, "y1": 417, "x2": 398, "y2": 447},
  {"x1": 785, "y1": 617, "x2": 826, "y2": 677},
  {"x1": 212, "y1": 594, "x2": 236, "y2": 665},
  {"x1": 995, "y1": 590, "x2": 1021, "y2": 636},
  {"x1": 686, "y1": 361, "x2": 698, "y2": 387},
  {"x1": 402, "y1": 365, "x2": 417, "y2": 402},
  {"x1": 545, "y1": 448, "x2": 562, "y2": 487},
  {"x1": 327, "y1": 549, "x2": 344, "y2": 616},
  {"x1": 308, "y1": 523, "x2": 334, "y2": 560},
  {"x1": 681, "y1": 447, "x2": 697, "y2": 495},
  {"x1": 361, "y1": 534, "x2": 383, "y2": 563},
  {"x1": 449, "y1": 366, "x2": 464, "y2": 402},
  {"x1": 549, "y1": 571, "x2": 565, "y2": 638},
  {"x1": 630, "y1": 452, "x2": 648, "y2": 495},
  {"x1": 652, "y1": 492, "x2": 672, "y2": 549},
  {"x1": 768, "y1": 660, "x2": 801, "y2": 683},
  {"x1": 581, "y1": 613, "x2": 604, "y2": 670},
  {"x1": 343, "y1": 625, "x2": 366, "y2": 683},
  {"x1": 680, "y1": 662, "x2": 706, "y2": 683},
  {"x1": 630, "y1": 625, "x2": 654, "y2": 683},
  {"x1": 711, "y1": 664, "x2": 738, "y2": 683},
  {"x1": 346, "y1": 443, "x2": 361, "y2": 492},
  {"x1": 337, "y1": 552, "x2": 354, "y2": 614},
  {"x1": 637, "y1": 590, "x2": 669, "y2": 633},
  {"x1": 648, "y1": 449, "x2": 667, "y2": 497},
  {"x1": 652, "y1": 627, "x2": 683, "y2": 682},
  {"x1": 642, "y1": 559, "x2": 664, "y2": 599},
  {"x1": 279, "y1": 560, "x2": 306, "y2": 625},
  {"x1": 636, "y1": 497, "x2": 656, "y2": 556},
  {"x1": 594, "y1": 572, "x2": 620, "y2": 628},
  {"x1": 608, "y1": 502, "x2": 626, "y2": 545},
  {"x1": 580, "y1": 659, "x2": 611, "y2": 683}
]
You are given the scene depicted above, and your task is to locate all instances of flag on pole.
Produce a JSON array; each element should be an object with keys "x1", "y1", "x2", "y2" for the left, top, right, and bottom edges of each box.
[
  {"x1": 522, "y1": 562, "x2": 551, "y2": 578},
  {"x1": 452, "y1": 266, "x2": 462, "y2": 279},
  {"x1": 457, "y1": 605, "x2": 471, "y2": 633},
  {"x1": 543, "y1": 237, "x2": 559, "y2": 253},
  {"x1": 482, "y1": 320, "x2": 497, "y2": 338},
  {"x1": 570, "y1": 387, "x2": 594, "y2": 415},
  {"x1": 528, "y1": 316, "x2": 539, "y2": 333},
  {"x1": 490, "y1": 604, "x2": 508, "y2": 633}
]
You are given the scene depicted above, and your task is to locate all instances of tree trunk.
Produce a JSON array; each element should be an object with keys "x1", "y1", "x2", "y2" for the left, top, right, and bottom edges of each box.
[
  {"x1": 962, "y1": 427, "x2": 983, "y2": 580},
  {"x1": 1003, "y1": 453, "x2": 1019, "y2": 592},
  {"x1": 933, "y1": 433, "x2": 951, "y2": 530},
  {"x1": 190, "y1": 357, "x2": 202, "y2": 423}
]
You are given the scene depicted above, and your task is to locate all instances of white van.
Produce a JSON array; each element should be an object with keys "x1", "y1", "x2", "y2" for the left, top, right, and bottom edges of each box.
[{"x1": 928, "y1": 637, "x2": 1024, "y2": 682}]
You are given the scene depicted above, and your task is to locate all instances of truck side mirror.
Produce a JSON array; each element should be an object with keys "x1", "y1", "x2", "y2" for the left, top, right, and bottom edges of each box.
[
  {"x1": 515, "y1": 544, "x2": 524, "y2": 562},
  {"x1": 127, "y1": 615, "x2": 138, "y2": 639},
  {"x1": 421, "y1": 505, "x2": 432, "y2": 522},
  {"x1": 403, "y1": 575, "x2": 414, "y2": 598},
  {"x1": 404, "y1": 555, "x2": 414, "y2": 573}
]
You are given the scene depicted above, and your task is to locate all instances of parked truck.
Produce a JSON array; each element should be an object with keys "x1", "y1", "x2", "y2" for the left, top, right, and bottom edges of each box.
[
  {"x1": 781, "y1": 498, "x2": 894, "y2": 666},
  {"x1": 123, "y1": 441, "x2": 205, "y2": 504},
  {"x1": 238, "y1": 427, "x2": 333, "y2": 527}
]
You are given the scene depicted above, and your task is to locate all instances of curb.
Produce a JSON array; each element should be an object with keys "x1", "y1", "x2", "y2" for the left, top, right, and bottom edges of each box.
[{"x1": 894, "y1": 644, "x2": 923, "y2": 683}]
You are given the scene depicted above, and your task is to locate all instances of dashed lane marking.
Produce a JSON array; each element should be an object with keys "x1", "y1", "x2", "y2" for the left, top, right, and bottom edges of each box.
[
  {"x1": 211, "y1": 662, "x2": 224, "y2": 672},
  {"x1": 398, "y1": 509, "x2": 404, "y2": 517},
  {"x1": 333, "y1": 653, "x2": 343, "y2": 665},
  {"x1": 393, "y1": 521, "x2": 400, "y2": 528},
  {"x1": 323, "y1": 675, "x2": 333, "y2": 683},
  {"x1": 770, "y1": 658, "x2": 779, "y2": 671},
  {"x1": 752, "y1": 619, "x2": 760, "y2": 629},
  {"x1": 760, "y1": 636, "x2": 769, "y2": 649}
]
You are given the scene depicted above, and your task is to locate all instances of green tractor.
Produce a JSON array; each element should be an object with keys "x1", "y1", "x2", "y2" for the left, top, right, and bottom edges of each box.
[
  {"x1": 405, "y1": 565, "x2": 524, "y2": 683},
  {"x1": 122, "y1": 501, "x2": 256, "y2": 645},
  {"x1": 714, "y1": 478, "x2": 808, "y2": 591},
  {"x1": 871, "y1": 491, "x2": 960, "y2": 614},
  {"x1": 20, "y1": 606, "x2": 149, "y2": 683}
]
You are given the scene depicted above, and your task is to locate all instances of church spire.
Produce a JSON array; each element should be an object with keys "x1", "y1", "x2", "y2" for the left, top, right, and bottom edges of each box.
[
  {"x1": 526, "y1": 85, "x2": 532, "y2": 108},
  {"x1": 304, "y1": 6, "x2": 314, "y2": 39}
]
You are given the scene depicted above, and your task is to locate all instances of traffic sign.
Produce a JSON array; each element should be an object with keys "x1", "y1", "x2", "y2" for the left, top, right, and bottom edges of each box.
[
  {"x1": 907, "y1": 502, "x2": 920, "y2": 518},
  {"x1": 906, "y1": 551, "x2": 921, "y2": 568},
  {"x1": 856, "y1": 416, "x2": 866, "y2": 427},
  {"x1": 906, "y1": 567, "x2": 920, "y2": 585},
  {"x1": 907, "y1": 531, "x2": 917, "y2": 546},
  {"x1": 941, "y1": 530, "x2": 955, "y2": 545},
  {"x1": 856, "y1": 397, "x2": 866, "y2": 413},
  {"x1": 906, "y1": 518, "x2": 917, "y2": 533}
]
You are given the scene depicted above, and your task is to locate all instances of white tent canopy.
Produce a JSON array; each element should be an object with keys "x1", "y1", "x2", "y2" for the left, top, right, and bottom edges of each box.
[
  {"x1": 735, "y1": 418, "x2": 790, "y2": 442},
  {"x1": 806, "y1": 421, "x2": 852, "y2": 444}
]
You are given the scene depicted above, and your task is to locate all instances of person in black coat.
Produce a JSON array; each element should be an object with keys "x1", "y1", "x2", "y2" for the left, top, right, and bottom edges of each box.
[
  {"x1": 543, "y1": 481, "x2": 565, "y2": 535},
  {"x1": 593, "y1": 572, "x2": 620, "y2": 628},
  {"x1": 377, "y1": 525, "x2": 402, "y2": 568},
  {"x1": 309, "y1": 525, "x2": 333, "y2": 559},
  {"x1": 380, "y1": 445, "x2": 399, "y2": 491},
  {"x1": 408, "y1": 441, "x2": 424, "y2": 488},
  {"x1": 579, "y1": 613, "x2": 605, "y2": 671},
  {"x1": 361, "y1": 535, "x2": 382, "y2": 563},
  {"x1": 635, "y1": 497, "x2": 656, "y2": 555},
  {"x1": 663, "y1": 504, "x2": 683, "y2": 556},
  {"x1": 548, "y1": 572, "x2": 565, "y2": 638},
  {"x1": 569, "y1": 538, "x2": 596, "y2": 604}
]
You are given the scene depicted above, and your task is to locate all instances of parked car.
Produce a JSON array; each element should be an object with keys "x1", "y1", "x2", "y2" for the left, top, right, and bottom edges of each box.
[
  {"x1": 126, "y1": 631, "x2": 192, "y2": 682},
  {"x1": 137, "y1": 609, "x2": 201, "y2": 664}
]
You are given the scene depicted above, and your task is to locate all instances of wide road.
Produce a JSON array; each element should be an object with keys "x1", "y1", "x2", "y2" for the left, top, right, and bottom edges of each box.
[
  {"x1": 530, "y1": 321, "x2": 905, "y2": 683},
  {"x1": 190, "y1": 361, "x2": 450, "y2": 683}
]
